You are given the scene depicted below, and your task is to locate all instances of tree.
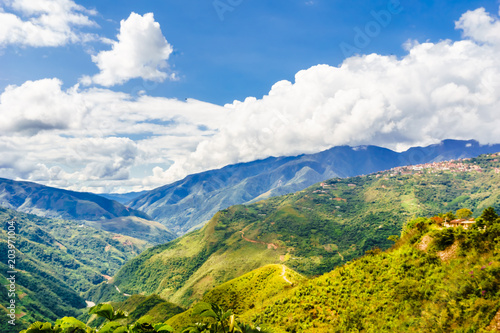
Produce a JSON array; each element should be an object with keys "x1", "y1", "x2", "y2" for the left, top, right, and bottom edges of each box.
[
  {"x1": 20, "y1": 304, "x2": 174, "y2": 333},
  {"x1": 443, "y1": 211, "x2": 456, "y2": 222},
  {"x1": 89, "y1": 303, "x2": 128, "y2": 322},
  {"x1": 480, "y1": 207, "x2": 498, "y2": 225},
  {"x1": 456, "y1": 208, "x2": 473, "y2": 220},
  {"x1": 20, "y1": 317, "x2": 96, "y2": 333}
]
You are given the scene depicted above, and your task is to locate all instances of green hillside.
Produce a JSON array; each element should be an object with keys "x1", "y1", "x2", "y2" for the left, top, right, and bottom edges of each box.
[
  {"x1": 128, "y1": 140, "x2": 500, "y2": 235},
  {"x1": 0, "y1": 252, "x2": 85, "y2": 333},
  {"x1": 110, "y1": 153, "x2": 500, "y2": 307},
  {"x1": 166, "y1": 264, "x2": 304, "y2": 330},
  {"x1": 246, "y1": 212, "x2": 500, "y2": 332},
  {"x1": 0, "y1": 207, "x2": 158, "y2": 330},
  {"x1": 21, "y1": 207, "x2": 500, "y2": 332},
  {"x1": 0, "y1": 208, "x2": 151, "y2": 292}
]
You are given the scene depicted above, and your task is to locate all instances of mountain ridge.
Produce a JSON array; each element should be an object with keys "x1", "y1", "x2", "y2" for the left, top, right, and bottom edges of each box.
[
  {"x1": 0, "y1": 178, "x2": 176, "y2": 244},
  {"x1": 107, "y1": 152, "x2": 500, "y2": 307},
  {"x1": 0, "y1": 177, "x2": 151, "y2": 221},
  {"x1": 128, "y1": 139, "x2": 500, "y2": 234}
]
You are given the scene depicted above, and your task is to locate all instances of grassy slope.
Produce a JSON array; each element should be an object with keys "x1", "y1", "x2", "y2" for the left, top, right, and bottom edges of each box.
[
  {"x1": 247, "y1": 221, "x2": 500, "y2": 332},
  {"x1": 166, "y1": 264, "x2": 305, "y2": 331},
  {"x1": 84, "y1": 216, "x2": 176, "y2": 245},
  {"x1": 112, "y1": 154, "x2": 500, "y2": 307}
]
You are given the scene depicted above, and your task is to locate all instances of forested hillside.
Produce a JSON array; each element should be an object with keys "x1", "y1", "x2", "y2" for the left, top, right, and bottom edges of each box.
[
  {"x1": 108, "y1": 153, "x2": 500, "y2": 307},
  {"x1": 0, "y1": 208, "x2": 156, "y2": 332},
  {"x1": 245, "y1": 209, "x2": 500, "y2": 332},
  {"x1": 20, "y1": 206, "x2": 500, "y2": 332}
]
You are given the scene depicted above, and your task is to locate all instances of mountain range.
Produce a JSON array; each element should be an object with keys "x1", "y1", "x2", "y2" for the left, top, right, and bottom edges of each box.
[
  {"x1": 6, "y1": 148, "x2": 500, "y2": 332},
  {"x1": 0, "y1": 177, "x2": 150, "y2": 221},
  {"x1": 128, "y1": 139, "x2": 500, "y2": 235},
  {"x1": 101, "y1": 153, "x2": 500, "y2": 308},
  {"x1": 1, "y1": 140, "x2": 498, "y2": 239}
]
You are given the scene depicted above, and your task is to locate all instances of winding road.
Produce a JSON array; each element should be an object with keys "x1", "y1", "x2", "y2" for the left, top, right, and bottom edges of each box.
[{"x1": 239, "y1": 228, "x2": 278, "y2": 249}]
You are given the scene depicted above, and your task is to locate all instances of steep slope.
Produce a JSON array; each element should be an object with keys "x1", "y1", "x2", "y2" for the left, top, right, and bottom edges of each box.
[
  {"x1": 129, "y1": 139, "x2": 500, "y2": 234},
  {"x1": 0, "y1": 258, "x2": 85, "y2": 333},
  {"x1": 166, "y1": 264, "x2": 305, "y2": 330},
  {"x1": 0, "y1": 207, "x2": 170, "y2": 331},
  {"x1": 84, "y1": 216, "x2": 176, "y2": 245},
  {"x1": 0, "y1": 208, "x2": 150, "y2": 292},
  {"x1": 111, "y1": 152, "x2": 500, "y2": 307},
  {"x1": 246, "y1": 214, "x2": 500, "y2": 332},
  {"x1": 0, "y1": 178, "x2": 176, "y2": 244}
]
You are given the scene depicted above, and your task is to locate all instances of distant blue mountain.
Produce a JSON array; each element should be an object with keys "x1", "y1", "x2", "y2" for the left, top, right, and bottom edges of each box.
[
  {"x1": 0, "y1": 178, "x2": 176, "y2": 244},
  {"x1": 128, "y1": 139, "x2": 500, "y2": 235},
  {"x1": 0, "y1": 177, "x2": 150, "y2": 221},
  {"x1": 99, "y1": 191, "x2": 148, "y2": 204}
]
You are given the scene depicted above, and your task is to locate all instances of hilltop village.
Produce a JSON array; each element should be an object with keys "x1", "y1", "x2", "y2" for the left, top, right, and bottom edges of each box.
[{"x1": 380, "y1": 153, "x2": 500, "y2": 177}]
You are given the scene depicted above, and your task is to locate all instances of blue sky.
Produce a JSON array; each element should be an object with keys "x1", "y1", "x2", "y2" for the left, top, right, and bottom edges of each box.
[
  {"x1": 2, "y1": 0, "x2": 498, "y2": 105},
  {"x1": 1, "y1": 0, "x2": 500, "y2": 193}
]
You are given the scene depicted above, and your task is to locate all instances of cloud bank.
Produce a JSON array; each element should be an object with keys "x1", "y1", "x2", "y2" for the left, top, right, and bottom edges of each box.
[
  {"x1": 161, "y1": 6, "x2": 500, "y2": 183},
  {"x1": 0, "y1": 78, "x2": 228, "y2": 192},
  {"x1": 1, "y1": 6, "x2": 500, "y2": 192},
  {"x1": 0, "y1": 0, "x2": 97, "y2": 47}
]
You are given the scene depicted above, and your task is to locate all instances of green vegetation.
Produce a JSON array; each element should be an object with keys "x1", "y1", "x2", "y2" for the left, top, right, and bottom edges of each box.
[
  {"x1": 18, "y1": 207, "x2": 500, "y2": 332},
  {"x1": 111, "y1": 154, "x2": 500, "y2": 307},
  {"x1": 80, "y1": 294, "x2": 184, "y2": 329},
  {"x1": 84, "y1": 216, "x2": 176, "y2": 245},
  {"x1": 0, "y1": 252, "x2": 84, "y2": 332},
  {"x1": 167, "y1": 265, "x2": 303, "y2": 331},
  {"x1": 0, "y1": 208, "x2": 150, "y2": 292},
  {"x1": 0, "y1": 207, "x2": 157, "y2": 330},
  {"x1": 21, "y1": 302, "x2": 266, "y2": 333},
  {"x1": 248, "y1": 207, "x2": 500, "y2": 332},
  {"x1": 456, "y1": 208, "x2": 473, "y2": 219},
  {"x1": 19, "y1": 303, "x2": 173, "y2": 333}
]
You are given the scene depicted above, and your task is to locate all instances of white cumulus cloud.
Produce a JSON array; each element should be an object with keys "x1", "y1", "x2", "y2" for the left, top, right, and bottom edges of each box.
[
  {"x1": 86, "y1": 12, "x2": 174, "y2": 87},
  {"x1": 0, "y1": 0, "x2": 97, "y2": 47},
  {"x1": 456, "y1": 6, "x2": 500, "y2": 45}
]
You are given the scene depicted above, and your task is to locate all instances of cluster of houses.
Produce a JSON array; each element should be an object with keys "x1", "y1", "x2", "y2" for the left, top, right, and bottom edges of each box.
[{"x1": 385, "y1": 159, "x2": 483, "y2": 177}]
